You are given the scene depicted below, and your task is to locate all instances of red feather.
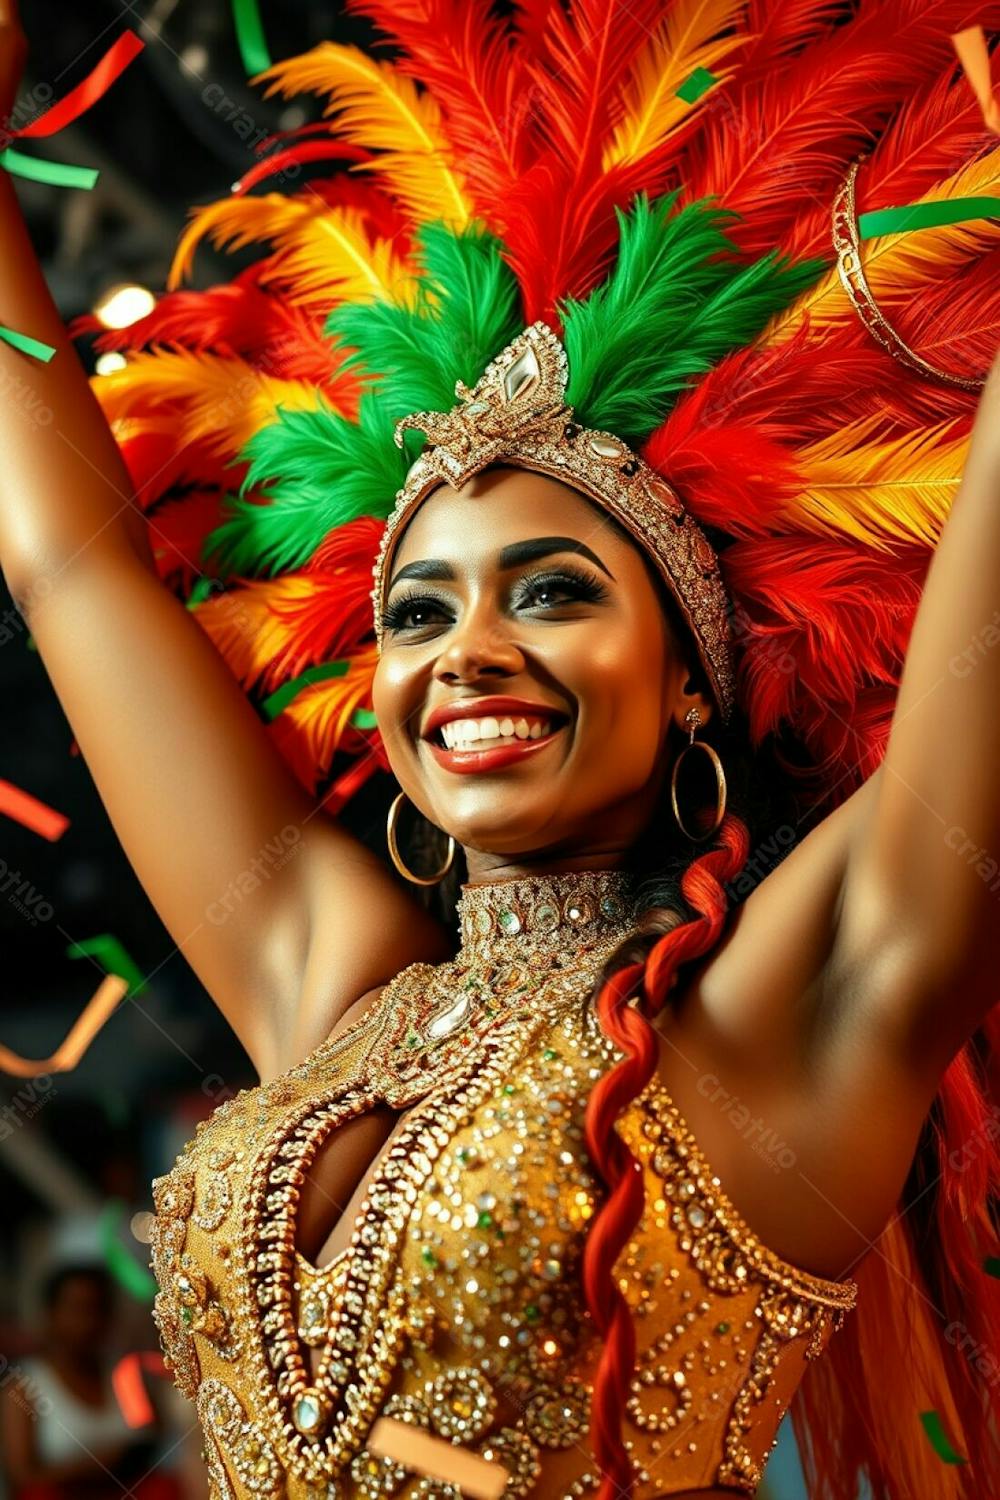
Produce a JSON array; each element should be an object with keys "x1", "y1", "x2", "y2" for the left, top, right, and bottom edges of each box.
[
  {"x1": 723, "y1": 532, "x2": 928, "y2": 755},
  {"x1": 258, "y1": 569, "x2": 378, "y2": 687},
  {"x1": 116, "y1": 431, "x2": 236, "y2": 509},
  {"x1": 776, "y1": 680, "x2": 902, "y2": 804},
  {"x1": 510, "y1": 0, "x2": 562, "y2": 56},
  {"x1": 647, "y1": 321, "x2": 981, "y2": 466},
  {"x1": 147, "y1": 490, "x2": 228, "y2": 586},
  {"x1": 682, "y1": 0, "x2": 1000, "y2": 259},
  {"x1": 792, "y1": 50, "x2": 1000, "y2": 257},
  {"x1": 493, "y1": 158, "x2": 648, "y2": 323},
  {"x1": 73, "y1": 257, "x2": 372, "y2": 416},
  {"x1": 737, "y1": 0, "x2": 849, "y2": 79},
  {"x1": 234, "y1": 140, "x2": 372, "y2": 193},
  {"x1": 310, "y1": 514, "x2": 384, "y2": 575},
  {"x1": 529, "y1": 0, "x2": 666, "y2": 161},
  {"x1": 890, "y1": 244, "x2": 1000, "y2": 381},
  {"x1": 345, "y1": 0, "x2": 536, "y2": 207}
]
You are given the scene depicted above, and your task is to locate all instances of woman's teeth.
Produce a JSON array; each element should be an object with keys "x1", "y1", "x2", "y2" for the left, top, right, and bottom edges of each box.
[{"x1": 439, "y1": 716, "x2": 553, "y2": 751}]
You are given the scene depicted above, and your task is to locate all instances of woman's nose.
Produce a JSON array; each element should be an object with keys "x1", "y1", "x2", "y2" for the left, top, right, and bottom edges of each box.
[{"x1": 433, "y1": 602, "x2": 524, "y2": 682}]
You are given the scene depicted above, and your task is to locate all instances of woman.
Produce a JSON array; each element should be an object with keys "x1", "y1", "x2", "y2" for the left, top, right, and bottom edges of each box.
[
  {"x1": 1, "y1": 1, "x2": 999, "y2": 1497},
  {"x1": 0, "y1": 1265, "x2": 173, "y2": 1500}
]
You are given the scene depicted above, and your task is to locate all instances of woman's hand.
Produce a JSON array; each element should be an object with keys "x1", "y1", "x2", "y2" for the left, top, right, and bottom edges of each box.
[{"x1": 0, "y1": 0, "x2": 28, "y2": 130}]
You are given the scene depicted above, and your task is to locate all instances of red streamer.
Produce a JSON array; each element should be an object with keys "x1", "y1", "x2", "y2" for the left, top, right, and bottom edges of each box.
[{"x1": 15, "y1": 31, "x2": 144, "y2": 140}]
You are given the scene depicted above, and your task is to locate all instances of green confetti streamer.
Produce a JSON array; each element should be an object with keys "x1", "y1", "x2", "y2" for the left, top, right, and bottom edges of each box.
[
  {"x1": 676, "y1": 67, "x2": 718, "y2": 104},
  {"x1": 231, "y1": 0, "x2": 272, "y2": 77},
  {"x1": 66, "y1": 934, "x2": 148, "y2": 998},
  {"x1": 350, "y1": 707, "x2": 378, "y2": 730},
  {"x1": 261, "y1": 660, "x2": 351, "y2": 721},
  {"x1": 0, "y1": 324, "x2": 57, "y2": 362},
  {"x1": 0, "y1": 146, "x2": 99, "y2": 190},
  {"x1": 186, "y1": 576, "x2": 218, "y2": 609},
  {"x1": 984, "y1": 1255, "x2": 1000, "y2": 1278},
  {"x1": 920, "y1": 1410, "x2": 968, "y2": 1465},
  {"x1": 99, "y1": 1200, "x2": 156, "y2": 1302},
  {"x1": 859, "y1": 196, "x2": 1000, "y2": 239}
]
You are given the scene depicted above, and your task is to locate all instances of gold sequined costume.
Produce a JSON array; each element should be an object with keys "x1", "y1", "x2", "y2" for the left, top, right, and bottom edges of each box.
[{"x1": 149, "y1": 870, "x2": 857, "y2": 1498}]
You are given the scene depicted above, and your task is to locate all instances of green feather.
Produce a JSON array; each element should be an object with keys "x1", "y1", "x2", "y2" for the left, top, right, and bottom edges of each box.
[
  {"x1": 201, "y1": 392, "x2": 409, "y2": 577},
  {"x1": 203, "y1": 222, "x2": 523, "y2": 579},
  {"x1": 561, "y1": 191, "x2": 827, "y2": 446},
  {"x1": 324, "y1": 220, "x2": 523, "y2": 416}
]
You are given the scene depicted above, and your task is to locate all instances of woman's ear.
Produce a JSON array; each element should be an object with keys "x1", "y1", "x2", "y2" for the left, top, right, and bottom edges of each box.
[{"x1": 672, "y1": 672, "x2": 714, "y2": 735}]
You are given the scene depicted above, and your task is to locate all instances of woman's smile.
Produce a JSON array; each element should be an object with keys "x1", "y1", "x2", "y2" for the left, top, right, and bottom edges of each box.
[
  {"x1": 425, "y1": 719, "x2": 569, "y2": 773},
  {"x1": 371, "y1": 466, "x2": 706, "y2": 864},
  {"x1": 420, "y1": 692, "x2": 571, "y2": 774}
]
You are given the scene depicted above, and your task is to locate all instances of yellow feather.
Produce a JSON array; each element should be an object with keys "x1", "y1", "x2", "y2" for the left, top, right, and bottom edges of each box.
[
  {"x1": 780, "y1": 411, "x2": 968, "y2": 550},
  {"x1": 167, "y1": 194, "x2": 417, "y2": 312},
  {"x1": 267, "y1": 645, "x2": 379, "y2": 790},
  {"x1": 602, "y1": 0, "x2": 747, "y2": 170},
  {"x1": 193, "y1": 575, "x2": 318, "y2": 690},
  {"x1": 94, "y1": 351, "x2": 330, "y2": 464},
  {"x1": 254, "y1": 42, "x2": 470, "y2": 229},
  {"x1": 761, "y1": 141, "x2": 1000, "y2": 341}
]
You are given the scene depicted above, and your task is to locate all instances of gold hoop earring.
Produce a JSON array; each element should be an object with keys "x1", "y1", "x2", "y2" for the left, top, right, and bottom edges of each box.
[
  {"x1": 670, "y1": 707, "x2": 727, "y2": 843},
  {"x1": 386, "y1": 791, "x2": 456, "y2": 885}
]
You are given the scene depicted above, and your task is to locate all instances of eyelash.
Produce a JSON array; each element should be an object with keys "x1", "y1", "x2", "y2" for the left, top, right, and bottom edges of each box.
[{"x1": 379, "y1": 564, "x2": 610, "y2": 634}]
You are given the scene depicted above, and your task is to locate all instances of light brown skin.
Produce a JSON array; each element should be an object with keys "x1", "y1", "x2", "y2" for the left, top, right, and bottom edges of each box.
[{"x1": 4, "y1": 9, "x2": 1000, "y2": 1495}]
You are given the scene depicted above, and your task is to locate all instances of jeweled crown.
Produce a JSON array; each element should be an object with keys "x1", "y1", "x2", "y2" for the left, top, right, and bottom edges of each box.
[{"x1": 369, "y1": 322, "x2": 735, "y2": 721}]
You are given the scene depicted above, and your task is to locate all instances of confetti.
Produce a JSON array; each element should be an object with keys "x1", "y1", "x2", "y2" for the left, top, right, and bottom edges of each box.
[
  {"x1": 0, "y1": 778, "x2": 69, "y2": 839},
  {"x1": 858, "y1": 196, "x2": 1000, "y2": 239},
  {"x1": 0, "y1": 973, "x2": 127, "y2": 1077},
  {"x1": 0, "y1": 31, "x2": 144, "y2": 190},
  {"x1": 350, "y1": 707, "x2": 378, "y2": 730},
  {"x1": 232, "y1": 0, "x2": 273, "y2": 78},
  {"x1": 186, "y1": 576, "x2": 218, "y2": 609},
  {"x1": 15, "y1": 32, "x2": 144, "y2": 139},
  {"x1": 676, "y1": 67, "x2": 718, "y2": 104},
  {"x1": 983, "y1": 1255, "x2": 1000, "y2": 1277},
  {"x1": 920, "y1": 1409, "x2": 968, "y2": 1465},
  {"x1": 111, "y1": 1351, "x2": 164, "y2": 1428},
  {"x1": 368, "y1": 1416, "x2": 508, "y2": 1499},
  {"x1": 261, "y1": 660, "x2": 350, "y2": 720},
  {"x1": 66, "y1": 933, "x2": 148, "y2": 997},
  {"x1": 952, "y1": 26, "x2": 1000, "y2": 134},
  {"x1": 100, "y1": 1200, "x2": 157, "y2": 1302},
  {"x1": 324, "y1": 754, "x2": 380, "y2": 816},
  {"x1": 0, "y1": 149, "x2": 99, "y2": 190},
  {"x1": 0, "y1": 325, "x2": 57, "y2": 361}
]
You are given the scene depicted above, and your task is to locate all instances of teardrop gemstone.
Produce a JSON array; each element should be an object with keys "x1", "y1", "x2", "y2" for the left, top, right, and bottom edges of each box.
[{"x1": 426, "y1": 991, "x2": 472, "y2": 1040}]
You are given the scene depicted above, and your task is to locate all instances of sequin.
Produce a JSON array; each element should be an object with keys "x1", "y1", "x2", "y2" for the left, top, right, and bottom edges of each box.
[{"x1": 148, "y1": 869, "x2": 857, "y2": 1499}]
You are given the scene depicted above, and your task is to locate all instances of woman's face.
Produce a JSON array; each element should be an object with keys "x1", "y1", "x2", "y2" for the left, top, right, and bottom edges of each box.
[{"x1": 372, "y1": 466, "x2": 713, "y2": 877}]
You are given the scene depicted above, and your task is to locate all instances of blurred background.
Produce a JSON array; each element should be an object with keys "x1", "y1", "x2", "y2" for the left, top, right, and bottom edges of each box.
[{"x1": 0, "y1": 4, "x2": 822, "y2": 1498}]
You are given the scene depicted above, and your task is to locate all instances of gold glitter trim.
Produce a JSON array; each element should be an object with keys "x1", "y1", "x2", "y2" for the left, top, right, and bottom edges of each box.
[
  {"x1": 370, "y1": 323, "x2": 736, "y2": 721},
  {"x1": 833, "y1": 159, "x2": 986, "y2": 391}
]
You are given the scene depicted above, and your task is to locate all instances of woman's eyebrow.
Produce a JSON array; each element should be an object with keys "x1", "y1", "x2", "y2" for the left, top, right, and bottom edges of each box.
[{"x1": 388, "y1": 535, "x2": 615, "y2": 591}]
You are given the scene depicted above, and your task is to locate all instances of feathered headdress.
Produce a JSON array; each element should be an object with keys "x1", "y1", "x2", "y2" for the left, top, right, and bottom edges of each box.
[{"x1": 72, "y1": 1, "x2": 1000, "y2": 1495}]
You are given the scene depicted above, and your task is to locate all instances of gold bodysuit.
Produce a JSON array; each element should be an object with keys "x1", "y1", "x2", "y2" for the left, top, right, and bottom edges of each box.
[{"x1": 149, "y1": 870, "x2": 858, "y2": 1499}]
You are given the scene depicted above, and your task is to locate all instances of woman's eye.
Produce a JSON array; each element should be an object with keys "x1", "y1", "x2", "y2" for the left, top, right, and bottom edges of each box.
[
  {"x1": 515, "y1": 568, "x2": 609, "y2": 609},
  {"x1": 380, "y1": 567, "x2": 609, "y2": 634},
  {"x1": 380, "y1": 593, "x2": 450, "y2": 632}
]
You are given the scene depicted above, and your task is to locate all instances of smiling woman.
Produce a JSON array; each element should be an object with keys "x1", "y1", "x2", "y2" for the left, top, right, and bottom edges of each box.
[
  {"x1": 4, "y1": 2, "x2": 1000, "y2": 1499},
  {"x1": 373, "y1": 469, "x2": 699, "y2": 871}
]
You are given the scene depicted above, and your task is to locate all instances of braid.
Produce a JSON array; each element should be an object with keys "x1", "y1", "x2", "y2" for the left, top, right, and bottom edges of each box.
[{"x1": 582, "y1": 813, "x2": 752, "y2": 1498}]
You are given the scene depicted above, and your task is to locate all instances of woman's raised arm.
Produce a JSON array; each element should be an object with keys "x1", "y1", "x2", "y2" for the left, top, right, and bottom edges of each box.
[
  {"x1": 0, "y1": 12, "x2": 451, "y2": 1079},
  {"x1": 832, "y1": 348, "x2": 1000, "y2": 1081}
]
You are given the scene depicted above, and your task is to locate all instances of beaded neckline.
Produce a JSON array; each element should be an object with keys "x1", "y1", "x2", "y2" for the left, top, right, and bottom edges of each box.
[{"x1": 454, "y1": 866, "x2": 641, "y2": 963}]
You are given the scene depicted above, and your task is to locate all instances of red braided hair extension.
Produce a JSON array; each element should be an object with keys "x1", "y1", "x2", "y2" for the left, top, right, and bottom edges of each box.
[{"x1": 582, "y1": 813, "x2": 752, "y2": 1498}]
